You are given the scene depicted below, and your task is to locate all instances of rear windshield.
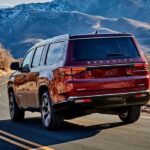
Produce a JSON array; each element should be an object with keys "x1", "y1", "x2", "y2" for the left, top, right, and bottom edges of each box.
[{"x1": 72, "y1": 37, "x2": 140, "y2": 61}]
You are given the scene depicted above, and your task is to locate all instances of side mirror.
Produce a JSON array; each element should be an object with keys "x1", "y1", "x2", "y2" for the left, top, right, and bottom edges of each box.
[
  {"x1": 21, "y1": 64, "x2": 30, "y2": 73},
  {"x1": 10, "y1": 62, "x2": 20, "y2": 71}
]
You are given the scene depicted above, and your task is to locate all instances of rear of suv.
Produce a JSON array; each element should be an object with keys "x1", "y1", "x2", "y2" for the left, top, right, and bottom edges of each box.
[{"x1": 8, "y1": 33, "x2": 150, "y2": 130}]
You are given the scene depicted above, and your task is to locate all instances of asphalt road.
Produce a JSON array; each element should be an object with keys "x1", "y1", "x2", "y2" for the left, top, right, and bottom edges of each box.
[{"x1": 0, "y1": 76, "x2": 150, "y2": 150}]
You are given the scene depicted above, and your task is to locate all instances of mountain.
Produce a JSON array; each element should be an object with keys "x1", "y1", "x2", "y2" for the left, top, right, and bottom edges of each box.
[
  {"x1": 0, "y1": 0, "x2": 150, "y2": 58},
  {"x1": 0, "y1": 6, "x2": 11, "y2": 9},
  {"x1": 13, "y1": 0, "x2": 150, "y2": 23}
]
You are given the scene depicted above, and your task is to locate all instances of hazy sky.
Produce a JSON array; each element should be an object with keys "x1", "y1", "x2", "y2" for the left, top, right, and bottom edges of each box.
[{"x1": 0, "y1": 0, "x2": 51, "y2": 7}]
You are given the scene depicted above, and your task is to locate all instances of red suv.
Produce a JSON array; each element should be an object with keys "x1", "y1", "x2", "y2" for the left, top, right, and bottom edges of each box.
[{"x1": 8, "y1": 33, "x2": 150, "y2": 130}]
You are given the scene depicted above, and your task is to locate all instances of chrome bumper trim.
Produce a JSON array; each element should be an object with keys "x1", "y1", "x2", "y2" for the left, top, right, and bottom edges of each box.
[{"x1": 68, "y1": 90, "x2": 150, "y2": 101}]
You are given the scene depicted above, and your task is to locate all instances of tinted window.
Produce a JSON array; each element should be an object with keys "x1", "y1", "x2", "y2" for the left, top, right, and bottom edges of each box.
[
  {"x1": 32, "y1": 46, "x2": 44, "y2": 67},
  {"x1": 22, "y1": 49, "x2": 34, "y2": 68},
  {"x1": 73, "y1": 37, "x2": 139, "y2": 61},
  {"x1": 46, "y1": 42, "x2": 64, "y2": 65},
  {"x1": 40, "y1": 44, "x2": 49, "y2": 66}
]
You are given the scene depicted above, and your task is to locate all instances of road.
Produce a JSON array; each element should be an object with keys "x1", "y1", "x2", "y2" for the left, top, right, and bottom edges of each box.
[{"x1": 0, "y1": 76, "x2": 150, "y2": 150}]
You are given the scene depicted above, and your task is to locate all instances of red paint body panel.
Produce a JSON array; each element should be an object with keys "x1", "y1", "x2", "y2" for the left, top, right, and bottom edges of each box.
[
  {"x1": 52, "y1": 35, "x2": 149, "y2": 103},
  {"x1": 8, "y1": 33, "x2": 150, "y2": 109},
  {"x1": 52, "y1": 64, "x2": 149, "y2": 102}
]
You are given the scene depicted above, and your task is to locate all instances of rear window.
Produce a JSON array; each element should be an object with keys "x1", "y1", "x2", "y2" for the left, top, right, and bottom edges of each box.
[{"x1": 73, "y1": 37, "x2": 140, "y2": 61}]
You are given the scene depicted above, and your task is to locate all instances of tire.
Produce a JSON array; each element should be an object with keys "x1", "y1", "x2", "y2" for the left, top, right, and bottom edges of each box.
[
  {"x1": 9, "y1": 91, "x2": 25, "y2": 122},
  {"x1": 119, "y1": 106, "x2": 141, "y2": 123},
  {"x1": 40, "y1": 92, "x2": 63, "y2": 130}
]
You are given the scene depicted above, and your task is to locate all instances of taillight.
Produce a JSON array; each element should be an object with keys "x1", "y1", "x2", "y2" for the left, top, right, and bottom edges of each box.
[
  {"x1": 72, "y1": 67, "x2": 86, "y2": 76},
  {"x1": 133, "y1": 63, "x2": 147, "y2": 70},
  {"x1": 54, "y1": 67, "x2": 93, "y2": 79},
  {"x1": 132, "y1": 63, "x2": 150, "y2": 89},
  {"x1": 74, "y1": 98, "x2": 92, "y2": 104},
  {"x1": 127, "y1": 63, "x2": 149, "y2": 76},
  {"x1": 72, "y1": 68, "x2": 93, "y2": 79},
  {"x1": 134, "y1": 93, "x2": 147, "y2": 99},
  {"x1": 55, "y1": 67, "x2": 86, "y2": 76}
]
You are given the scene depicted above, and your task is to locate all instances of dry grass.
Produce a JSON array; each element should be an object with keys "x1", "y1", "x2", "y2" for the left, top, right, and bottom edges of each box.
[{"x1": 0, "y1": 44, "x2": 15, "y2": 77}]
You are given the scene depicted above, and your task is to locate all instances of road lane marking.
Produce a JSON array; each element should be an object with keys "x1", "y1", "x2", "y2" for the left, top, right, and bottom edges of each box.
[
  {"x1": 141, "y1": 116, "x2": 150, "y2": 119},
  {"x1": 0, "y1": 130, "x2": 42, "y2": 148},
  {"x1": 30, "y1": 147, "x2": 56, "y2": 150},
  {"x1": 0, "y1": 130, "x2": 55, "y2": 150},
  {"x1": 0, "y1": 81, "x2": 8, "y2": 86},
  {"x1": 0, "y1": 135, "x2": 33, "y2": 149}
]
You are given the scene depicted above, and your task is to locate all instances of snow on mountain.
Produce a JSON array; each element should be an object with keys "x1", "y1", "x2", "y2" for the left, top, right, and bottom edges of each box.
[
  {"x1": 49, "y1": 0, "x2": 150, "y2": 23},
  {"x1": 0, "y1": 0, "x2": 150, "y2": 58},
  {"x1": 11, "y1": 0, "x2": 150, "y2": 23}
]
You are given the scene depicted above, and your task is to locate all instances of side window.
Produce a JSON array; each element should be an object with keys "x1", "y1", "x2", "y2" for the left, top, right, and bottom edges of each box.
[
  {"x1": 22, "y1": 49, "x2": 34, "y2": 69},
  {"x1": 46, "y1": 42, "x2": 64, "y2": 65},
  {"x1": 40, "y1": 44, "x2": 49, "y2": 66},
  {"x1": 32, "y1": 46, "x2": 44, "y2": 67}
]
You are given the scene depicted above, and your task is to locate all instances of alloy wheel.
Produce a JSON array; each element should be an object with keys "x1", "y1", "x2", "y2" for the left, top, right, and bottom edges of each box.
[
  {"x1": 9, "y1": 93, "x2": 14, "y2": 119},
  {"x1": 41, "y1": 96, "x2": 51, "y2": 127}
]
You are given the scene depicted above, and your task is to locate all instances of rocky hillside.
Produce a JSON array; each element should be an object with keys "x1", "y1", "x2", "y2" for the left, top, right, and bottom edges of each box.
[{"x1": 0, "y1": 0, "x2": 150, "y2": 58}]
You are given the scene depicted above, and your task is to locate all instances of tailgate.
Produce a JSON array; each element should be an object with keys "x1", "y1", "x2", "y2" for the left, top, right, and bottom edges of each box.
[{"x1": 67, "y1": 64, "x2": 149, "y2": 96}]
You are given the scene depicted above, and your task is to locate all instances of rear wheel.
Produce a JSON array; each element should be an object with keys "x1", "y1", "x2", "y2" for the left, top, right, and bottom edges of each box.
[
  {"x1": 41, "y1": 92, "x2": 63, "y2": 130},
  {"x1": 9, "y1": 91, "x2": 25, "y2": 122},
  {"x1": 119, "y1": 106, "x2": 140, "y2": 123}
]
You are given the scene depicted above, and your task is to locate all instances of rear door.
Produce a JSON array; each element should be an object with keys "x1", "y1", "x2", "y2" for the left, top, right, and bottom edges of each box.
[{"x1": 27, "y1": 45, "x2": 45, "y2": 107}]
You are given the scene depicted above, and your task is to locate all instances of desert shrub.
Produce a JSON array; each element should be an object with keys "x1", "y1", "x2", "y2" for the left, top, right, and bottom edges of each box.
[{"x1": 0, "y1": 44, "x2": 15, "y2": 71}]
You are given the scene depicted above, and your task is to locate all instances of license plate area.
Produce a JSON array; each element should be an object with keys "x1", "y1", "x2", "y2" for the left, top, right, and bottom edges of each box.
[
  {"x1": 91, "y1": 68, "x2": 127, "y2": 78},
  {"x1": 94, "y1": 96, "x2": 126, "y2": 106}
]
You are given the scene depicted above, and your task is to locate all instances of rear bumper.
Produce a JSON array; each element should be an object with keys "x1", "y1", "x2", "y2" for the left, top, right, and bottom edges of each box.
[{"x1": 53, "y1": 90, "x2": 150, "y2": 111}]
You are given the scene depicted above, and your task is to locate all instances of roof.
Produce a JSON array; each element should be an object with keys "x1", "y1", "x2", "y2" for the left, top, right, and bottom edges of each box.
[
  {"x1": 29, "y1": 33, "x2": 133, "y2": 50},
  {"x1": 70, "y1": 33, "x2": 133, "y2": 39},
  {"x1": 29, "y1": 34, "x2": 70, "y2": 50}
]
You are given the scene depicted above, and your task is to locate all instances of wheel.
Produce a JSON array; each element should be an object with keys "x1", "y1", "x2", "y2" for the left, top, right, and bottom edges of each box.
[
  {"x1": 9, "y1": 91, "x2": 25, "y2": 122},
  {"x1": 41, "y1": 92, "x2": 63, "y2": 130},
  {"x1": 119, "y1": 106, "x2": 141, "y2": 123}
]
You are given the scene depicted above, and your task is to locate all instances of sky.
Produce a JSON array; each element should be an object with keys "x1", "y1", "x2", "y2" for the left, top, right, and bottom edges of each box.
[{"x1": 0, "y1": 0, "x2": 51, "y2": 7}]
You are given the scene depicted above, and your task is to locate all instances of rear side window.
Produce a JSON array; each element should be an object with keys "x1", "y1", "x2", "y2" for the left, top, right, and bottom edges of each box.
[
  {"x1": 46, "y1": 42, "x2": 64, "y2": 65},
  {"x1": 73, "y1": 37, "x2": 140, "y2": 61},
  {"x1": 40, "y1": 44, "x2": 49, "y2": 66},
  {"x1": 32, "y1": 46, "x2": 44, "y2": 67}
]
